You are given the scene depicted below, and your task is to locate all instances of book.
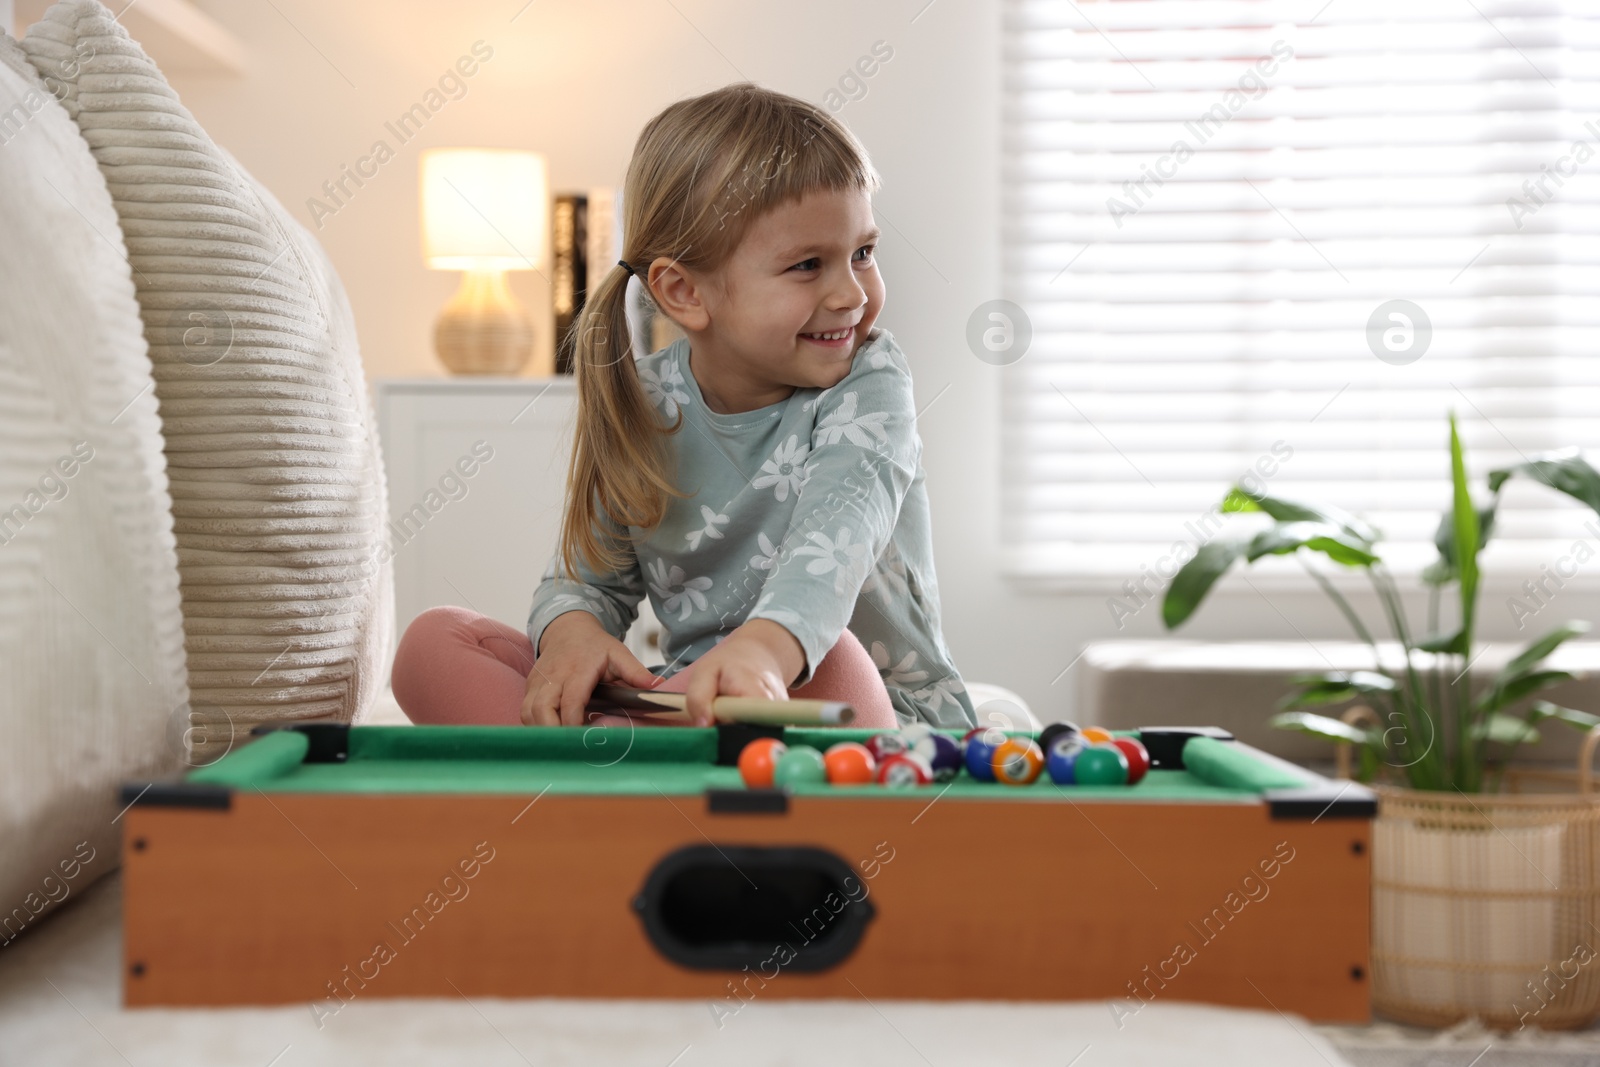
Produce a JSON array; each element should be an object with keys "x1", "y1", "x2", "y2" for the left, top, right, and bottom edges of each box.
[{"x1": 551, "y1": 193, "x2": 587, "y2": 375}]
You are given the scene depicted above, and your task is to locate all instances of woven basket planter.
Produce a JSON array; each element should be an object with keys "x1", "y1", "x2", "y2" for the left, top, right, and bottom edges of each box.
[{"x1": 1370, "y1": 736, "x2": 1600, "y2": 1029}]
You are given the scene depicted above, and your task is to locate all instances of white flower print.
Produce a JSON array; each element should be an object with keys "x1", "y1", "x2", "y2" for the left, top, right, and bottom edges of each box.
[
  {"x1": 749, "y1": 531, "x2": 781, "y2": 574},
  {"x1": 912, "y1": 675, "x2": 968, "y2": 716},
  {"x1": 793, "y1": 525, "x2": 872, "y2": 595},
  {"x1": 638, "y1": 358, "x2": 692, "y2": 418},
  {"x1": 870, "y1": 640, "x2": 929, "y2": 688},
  {"x1": 685, "y1": 503, "x2": 730, "y2": 550},
  {"x1": 860, "y1": 540, "x2": 910, "y2": 609},
  {"x1": 646, "y1": 556, "x2": 713, "y2": 621},
  {"x1": 815, "y1": 392, "x2": 890, "y2": 449},
  {"x1": 749, "y1": 588, "x2": 805, "y2": 629},
  {"x1": 545, "y1": 593, "x2": 598, "y2": 616},
  {"x1": 752, "y1": 435, "x2": 809, "y2": 502},
  {"x1": 868, "y1": 345, "x2": 892, "y2": 370}
]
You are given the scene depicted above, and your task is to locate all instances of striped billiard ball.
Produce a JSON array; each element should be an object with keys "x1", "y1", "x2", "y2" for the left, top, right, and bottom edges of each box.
[
  {"x1": 924, "y1": 732, "x2": 963, "y2": 781},
  {"x1": 877, "y1": 752, "x2": 935, "y2": 788},
  {"x1": 900, "y1": 723, "x2": 934, "y2": 752},
  {"x1": 1037, "y1": 722, "x2": 1079, "y2": 757},
  {"x1": 865, "y1": 732, "x2": 909, "y2": 764},
  {"x1": 992, "y1": 738, "x2": 1045, "y2": 786}
]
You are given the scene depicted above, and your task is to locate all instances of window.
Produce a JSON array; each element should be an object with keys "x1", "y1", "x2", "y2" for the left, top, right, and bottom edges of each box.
[{"x1": 1001, "y1": 0, "x2": 1600, "y2": 588}]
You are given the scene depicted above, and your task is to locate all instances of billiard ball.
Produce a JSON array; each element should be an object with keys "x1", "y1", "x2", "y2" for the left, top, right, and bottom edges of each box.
[
  {"x1": 963, "y1": 729, "x2": 1006, "y2": 782},
  {"x1": 773, "y1": 745, "x2": 828, "y2": 788},
  {"x1": 1074, "y1": 743, "x2": 1130, "y2": 786},
  {"x1": 924, "y1": 733, "x2": 963, "y2": 781},
  {"x1": 900, "y1": 723, "x2": 934, "y2": 753},
  {"x1": 877, "y1": 752, "x2": 934, "y2": 788},
  {"x1": 1037, "y1": 722, "x2": 1078, "y2": 756},
  {"x1": 1080, "y1": 726, "x2": 1114, "y2": 744},
  {"x1": 1111, "y1": 737, "x2": 1151, "y2": 785},
  {"x1": 865, "y1": 732, "x2": 910, "y2": 764},
  {"x1": 1046, "y1": 737, "x2": 1085, "y2": 785},
  {"x1": 738, "y1": 737, "x2": 787, "y2": 788},
  {"x1": 824, "y1": 742, "x2": 877, "y2": 785},
  {"x1": 992, "y1": 738, "x2": 1045, "y2": 786}
]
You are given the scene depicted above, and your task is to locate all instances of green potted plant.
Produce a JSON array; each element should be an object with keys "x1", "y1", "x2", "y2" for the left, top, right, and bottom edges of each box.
[{"x1": 1161, "y1": 412, "x2": 1600, "y2": 1029}]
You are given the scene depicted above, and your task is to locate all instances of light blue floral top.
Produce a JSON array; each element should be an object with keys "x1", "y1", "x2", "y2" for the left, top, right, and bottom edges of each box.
[{"x1": 526, "y1": 326, "x2": 976, "y2": 728}]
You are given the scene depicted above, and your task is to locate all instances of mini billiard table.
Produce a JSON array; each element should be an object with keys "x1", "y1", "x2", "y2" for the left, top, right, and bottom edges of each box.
[{"x1": 119, "y1": 722, "x2": 1374, "y2": 1020}]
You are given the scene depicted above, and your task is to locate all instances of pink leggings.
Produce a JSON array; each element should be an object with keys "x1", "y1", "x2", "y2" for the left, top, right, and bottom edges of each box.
[{"x1": 389, "y1": 606, "x2": 898, "y2": 729}]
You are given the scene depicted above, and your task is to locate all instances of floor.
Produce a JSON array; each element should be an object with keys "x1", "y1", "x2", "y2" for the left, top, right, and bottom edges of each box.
[{"x1": 7, "y1": 692, "x2": 1600, "y2": 1065}]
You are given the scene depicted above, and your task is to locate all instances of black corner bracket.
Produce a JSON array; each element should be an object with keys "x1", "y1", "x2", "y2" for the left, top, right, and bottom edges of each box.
[
  {"x1": 1265, "y1": 785, "x2": 1378, "y2": 820},
  {"x1": 706, "y1": 788, "x2": 789, "y2": 815},
  {"x1": 1136, "y1": 726, "x2": 1235, "y2": 771},
  {"x1": 714, "y1": 722, "x2": 786, "y2": 767},
  {"x1": 118, "y1": 781, "x2": 232, "y2": 810},
  {"x1": 250, "y1": 721, "x2": 350, "y2": 763}
]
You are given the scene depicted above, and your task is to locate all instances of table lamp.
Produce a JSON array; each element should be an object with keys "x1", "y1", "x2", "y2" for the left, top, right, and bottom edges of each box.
[{"x1": 420, "y1": 148, "x2": 548, "y2": 375}]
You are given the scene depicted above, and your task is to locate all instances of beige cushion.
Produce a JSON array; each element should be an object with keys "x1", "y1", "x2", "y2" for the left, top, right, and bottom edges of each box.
[
  {"x1": 0, "y1": 29, "x2": 187, "y2": 940},
  {"x1": 20, "y1": 0, "x2": 394, "y2": 743}
]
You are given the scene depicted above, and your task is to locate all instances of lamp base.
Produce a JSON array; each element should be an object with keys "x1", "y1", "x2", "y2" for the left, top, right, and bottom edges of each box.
[{"x1": 433, "y1": 269, "x2": 536, "y2": 375}]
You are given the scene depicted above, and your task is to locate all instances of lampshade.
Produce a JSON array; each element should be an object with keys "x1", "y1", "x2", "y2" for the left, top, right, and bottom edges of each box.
[{"x1": 420, "y1": 148, "x2": 548, "y2": 271}]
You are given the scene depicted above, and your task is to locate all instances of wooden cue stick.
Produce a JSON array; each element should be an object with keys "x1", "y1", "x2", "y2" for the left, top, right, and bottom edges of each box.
[{"x1": 590, "y1": 683, "x2": 856, "y2": 726}]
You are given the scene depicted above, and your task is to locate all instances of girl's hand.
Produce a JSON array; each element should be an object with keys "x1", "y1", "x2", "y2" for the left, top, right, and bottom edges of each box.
[
  {"x1": 680, "y1": 619, "x2": 805, "y2": 726},
  {"x1": 523, "y1": 611, "x2": 663, "y2": 727}
]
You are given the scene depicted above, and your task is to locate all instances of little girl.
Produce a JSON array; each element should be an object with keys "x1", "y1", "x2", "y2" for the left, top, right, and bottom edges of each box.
[{"x1": 391, "y1": 82, "x2": 976, "y2": 732}]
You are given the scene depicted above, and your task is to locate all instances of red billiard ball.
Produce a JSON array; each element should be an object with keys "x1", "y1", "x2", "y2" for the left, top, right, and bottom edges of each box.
[
  {"x1": 1111, "y1": 737, "x2": 1151, "y2": 785},
  {"x1": 992, "y1": 738, "x2": 1045, "y2": 786},
  {"x1": 738, "y1": 737, "x2": 787, "y2": 789},
  {"x1": 824, "y1": 742, "x2": 877, "y2": 785},
  {"x1": 876, "y1": 752, "x2": 934, "y2": 788}
]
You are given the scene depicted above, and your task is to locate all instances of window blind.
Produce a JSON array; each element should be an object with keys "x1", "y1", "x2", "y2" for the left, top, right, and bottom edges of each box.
[{"x1": 1001, "y1": 0, "x2": 1600, "y2": 588}]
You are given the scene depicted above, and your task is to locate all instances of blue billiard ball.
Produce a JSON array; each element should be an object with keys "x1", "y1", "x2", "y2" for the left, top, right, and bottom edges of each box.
[
  {"x1": 1046, "y1": 737, "x2": 1086, "y2": 785},
  {"x1": 963, "y1": 727, "x2": 1007, "y2": 782}
]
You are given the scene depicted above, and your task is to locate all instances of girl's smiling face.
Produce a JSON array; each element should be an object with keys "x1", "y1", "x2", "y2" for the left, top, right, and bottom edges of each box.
[{"x1": 653, "y1": 185, "x2": 884, "y2": 415}]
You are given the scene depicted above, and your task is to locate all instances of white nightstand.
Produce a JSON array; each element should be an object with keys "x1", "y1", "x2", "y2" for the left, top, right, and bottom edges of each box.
[{"x1": 373, "y1": 377, "x2": 665, "y2": 684}]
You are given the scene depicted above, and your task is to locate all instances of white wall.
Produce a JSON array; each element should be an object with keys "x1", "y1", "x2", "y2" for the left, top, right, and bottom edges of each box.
[{"x1": 147, "y1": 0, "x2": 1600, "y2": 723}]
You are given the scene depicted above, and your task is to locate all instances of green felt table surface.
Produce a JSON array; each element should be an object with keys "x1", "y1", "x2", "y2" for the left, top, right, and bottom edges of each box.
[{"x1": 184, "y1": 725, "x2": 1315, "y2": 802}]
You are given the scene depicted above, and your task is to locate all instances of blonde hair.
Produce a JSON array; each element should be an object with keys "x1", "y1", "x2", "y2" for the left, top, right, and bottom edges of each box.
[{"x1": 557, "y1": 82, "x2": 883, "y2": 579}]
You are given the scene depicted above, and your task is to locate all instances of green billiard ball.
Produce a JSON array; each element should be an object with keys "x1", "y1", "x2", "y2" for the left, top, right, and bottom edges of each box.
[
  {"x1": 1073, "y1": 744, "x2": 1129, "y2": 786},
  {"x1": 773, "y1": 745, "x2": 828, "y2": 788}
]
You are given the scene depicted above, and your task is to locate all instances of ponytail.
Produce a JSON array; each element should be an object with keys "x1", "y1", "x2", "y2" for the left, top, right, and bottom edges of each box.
[{"x1": 557, "y1": 262, "x2": 686, "y2": 579}]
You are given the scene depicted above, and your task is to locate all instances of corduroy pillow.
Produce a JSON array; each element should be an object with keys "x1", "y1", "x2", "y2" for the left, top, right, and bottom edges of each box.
[
  {"x1": 0, "y1": 28, "x2": 188, "y2": 940},
  {"x1": 21, "y1": 0, "x2": 394, "y2": 745}
]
